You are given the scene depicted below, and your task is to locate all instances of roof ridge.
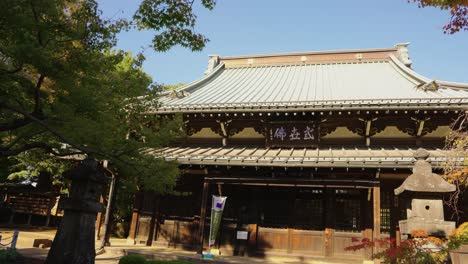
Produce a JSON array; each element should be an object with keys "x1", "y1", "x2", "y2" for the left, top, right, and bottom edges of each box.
[
  {"x1": 219, "y1": 47, "x2": 397, "y2": 60},
  {"x1": 224, "y1": 60, "x2": 390, "y2": 69}
]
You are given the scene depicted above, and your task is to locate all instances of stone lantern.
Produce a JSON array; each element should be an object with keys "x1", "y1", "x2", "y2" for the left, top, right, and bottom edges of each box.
[
  {"x1": 45, "y1": 157, "x2": 109, "y2": 264},
  {"x1": 394, "y1": 148, "x2": 456, "y2": 237}
]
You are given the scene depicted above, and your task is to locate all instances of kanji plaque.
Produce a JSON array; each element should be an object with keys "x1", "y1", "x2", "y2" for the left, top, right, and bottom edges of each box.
[{"x1": 266, "y1": 121, "x2": 319, "y2": 147}]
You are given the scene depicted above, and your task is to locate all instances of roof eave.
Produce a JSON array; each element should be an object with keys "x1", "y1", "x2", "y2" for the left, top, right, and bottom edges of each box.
[{"x1": 159, "y1": 62, "x2": 225, "y2": 97}]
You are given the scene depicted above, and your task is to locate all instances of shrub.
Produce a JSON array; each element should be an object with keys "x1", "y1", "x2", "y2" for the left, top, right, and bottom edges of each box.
[
  {"x1": 119, "y1": 254, "x2": 147, "y2": 264},
  {"x1": 0, "y1": 248, "x2": 18, "y2": 264},
  {"x1": 345, "y1": 237, "x2": 446, "y2": 264},
  {"x1": 448, "y1": 221, "x2": 468, "y2": 250}
]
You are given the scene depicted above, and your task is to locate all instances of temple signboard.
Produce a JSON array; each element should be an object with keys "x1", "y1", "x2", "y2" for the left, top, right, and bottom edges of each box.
[{"x1": 267, "y1": 121, "x2": 319, "y2": 147}]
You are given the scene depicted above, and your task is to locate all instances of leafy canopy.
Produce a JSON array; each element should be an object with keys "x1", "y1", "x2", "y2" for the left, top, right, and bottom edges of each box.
[{"x1": 0, "y1": 0, "x2": 215, "y2": 192}]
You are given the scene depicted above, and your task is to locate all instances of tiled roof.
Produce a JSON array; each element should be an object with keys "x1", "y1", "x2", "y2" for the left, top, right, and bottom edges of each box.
[
  {"x1": 147, "y1": 147, "x2": 462, "y2": 169},
  {"x1": 156, "y1": 54, "x2": 468, "y2": 113}
]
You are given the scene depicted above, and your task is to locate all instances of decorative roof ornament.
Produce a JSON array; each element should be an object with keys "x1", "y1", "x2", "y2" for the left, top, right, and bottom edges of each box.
[
  {"x1": 417, "y1": 80, "x2": 440, "y2": 91},
  {"x1": 169, "y1": 90, "x2": 190, "y2": 99},
  {"x1": 204, "y1": 54, "x2": 220, "y2": 75},
  {"x1": 394, "y1": 148, "x2": 456, "y2": 195},
  {"x1": 395, "y1": 42, "x2": 413, "y2": 68}
]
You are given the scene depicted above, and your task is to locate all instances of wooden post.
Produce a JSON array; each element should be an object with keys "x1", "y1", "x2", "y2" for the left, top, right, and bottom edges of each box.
[
  {"x1": 8, "y1": 211, "x2": 15, "y2": 225},
  {"x1": 324, "y1": 188, "x2": 336, "y2": 257},
  {"x1": 127, "y1": 192, "x2": 143, "y2": 245},
  {"x1": 95, "y1": 195, "x2": 104, "y2": 240},
  {"x1": 146, "y1": 195, "x2": 159, "y2": 246},
  {"x1": 362, "y1": 189, "x2": 373, "y2": 259},
  {"x1": 364, "y1": 228, "x2": 373, "y2": 259},
  {"x1": 287, "y1": 228, "x2": 293, "y2": 254},
  {"x1": 45, "y1": 195, "x2": 55, "y2": 227},
  {"x1": 373, "y1": 186, "x2": 381, "y2": 255},
  {"x1": 127, "y1": 210, "x2": 139, "y2": 245},
  {"x1": 247, "y1": 223, "x2": 257, "y2": 249},
  {"x1": 198, "y1": 179, "x2": 210, "y2": 254},
  {"x1": 324, "y1": 228, "x2": 334, "y2": 257},
  {"x1": 100, "y1": 169, "x2": 118, "y2": 249},
  {"x1": 396, "y1": 229, "x2": 401, "y2": 246},
  {"x1": 26, "y1": 214, "x2": 32, "y2": 226}
]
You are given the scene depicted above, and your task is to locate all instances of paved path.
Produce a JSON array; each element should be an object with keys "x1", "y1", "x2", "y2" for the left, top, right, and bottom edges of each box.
[{"x1": 0, "y1": 228, "x2": 366, "y2": 264}]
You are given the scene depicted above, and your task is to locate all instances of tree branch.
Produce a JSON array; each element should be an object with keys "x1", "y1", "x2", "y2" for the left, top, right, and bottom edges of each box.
[
  {"x1": 0, "y1": 141, "x2": 83, "y2": 157},
  {"x1": 0, "y1": 101, "x2": 157, "y2": 173},
  {"x1": 33, "y1": 74, "x2": 45, "y2": 114},
  {"x1": 0, "y1": 101, "x2": 94, "y2": 155},
  {"x1": 0, "y1": 66, "x2": 23, "y2": 74},
  {"x1": 0, "y1": 101, "x2": 146, "y2": 171},
  {"x1": 29, "y1": 0, "x2": 44, "y2": 47},
  {"x1": 0, "y1": 117, "x2": 31, "y2": 132},
  {"x1": 1, "y1": 129, "x2": 46, "y2": 150}
]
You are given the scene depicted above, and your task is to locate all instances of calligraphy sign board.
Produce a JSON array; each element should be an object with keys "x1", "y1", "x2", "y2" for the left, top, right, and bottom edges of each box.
[{"x1": 267, "y1": 121, "x2": 319, "y2": 147}]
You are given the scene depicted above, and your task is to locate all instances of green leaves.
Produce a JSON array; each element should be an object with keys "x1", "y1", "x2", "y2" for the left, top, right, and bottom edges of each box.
[
  {"x1": 134, "y1": 0, "x2": 216, "y2": 51},
  {"x1": 0, "y1": 0, "x2": 204, "y2": 194}
]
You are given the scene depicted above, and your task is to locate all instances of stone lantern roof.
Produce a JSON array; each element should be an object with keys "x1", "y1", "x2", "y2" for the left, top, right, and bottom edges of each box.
[{"x1": 394, "y1": 148, "x2": 456, "y2": 195}]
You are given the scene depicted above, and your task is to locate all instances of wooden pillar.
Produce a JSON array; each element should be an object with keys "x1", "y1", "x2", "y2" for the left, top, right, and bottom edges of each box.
[
  {"x1": 247, "y1": 224, "x2": 258, "y2": 249},
  {"x1": 287, "y1": 228, "x2": 293, "y2": 254},
  {"x1": 127, "y1": 192, "x2": 143, "y2": 245},
  {"x1": 146, "y1": 195, "x2": 159, "y2": 246},
  {"x1": 324, "y1": 228, "x2": 334, "y2": 257},
  {"x1": 373, "y1": 186, "x2": 381, "y2": 255},
  {"x1": 324, "y1": 188, "x2": 336, "y2": 257},
  {"x1": 95, "y1": 195, "x2": 104, "y2": 240},
  {"x1": 45, "y1": 195, "x2": 55, "y2": 227},
  {"x1": 26, "y1": 214, "x2": 32, "y2": 226},
  {"x1": 390, "y1": 191, "x2": 398, "y2": 240},
  {"x1": 126, "y1": 210, "x2": 139, "y2": 245},
  {"x1": 8, "y1": 211, "x2": 15, "y2": 225},
  {"x1": 198, "y1": 179, "x2": 210, "y2": 254},
  {"x1": 395, "y1": 229, "x2": 401, "y2": 246},
  {"x1": 362, "y1": 189, "x2": 373, "y2": 259}
]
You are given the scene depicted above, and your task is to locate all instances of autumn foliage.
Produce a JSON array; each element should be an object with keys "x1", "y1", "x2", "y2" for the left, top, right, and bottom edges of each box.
[
  {"x1": 346, "y1": 234, "x2": 448, "y2": 263},
  {"x1": 411, "y1": 0, "x2": 468, "y2": 33}
]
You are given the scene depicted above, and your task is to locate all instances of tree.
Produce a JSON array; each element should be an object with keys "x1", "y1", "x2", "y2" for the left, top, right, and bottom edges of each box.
[
  {"x1": 410, "y1": 0, "x2": 468, "y2": 33},
  {"x1": 0, "y1": 0, "x2": 216, "y2": 192},
  {"x1": 443, "y1": 111, "x2": 468, "y2": 221}
]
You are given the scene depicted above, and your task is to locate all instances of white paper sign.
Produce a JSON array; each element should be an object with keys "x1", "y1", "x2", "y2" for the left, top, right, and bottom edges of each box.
[{"x1": 236, "y1": 231, "x2": 248, "y2": 240}]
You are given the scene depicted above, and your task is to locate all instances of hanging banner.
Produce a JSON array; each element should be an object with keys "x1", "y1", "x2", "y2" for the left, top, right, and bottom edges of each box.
[{"x1": 208, "y1": 195, "x2": 227, "y2": 246}]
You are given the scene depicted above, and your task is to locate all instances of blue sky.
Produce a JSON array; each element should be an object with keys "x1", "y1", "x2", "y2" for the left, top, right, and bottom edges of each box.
[{"x1": 97, "y1": 0, "x2": 468, "y2": 85}]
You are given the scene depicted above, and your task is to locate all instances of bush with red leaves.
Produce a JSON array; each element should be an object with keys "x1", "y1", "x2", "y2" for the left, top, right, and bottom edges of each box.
[{"x1": 345, "y1": 236, "x2": 447, "y2": 264}]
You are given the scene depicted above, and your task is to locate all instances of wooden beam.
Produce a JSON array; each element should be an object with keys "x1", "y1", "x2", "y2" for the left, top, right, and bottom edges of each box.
[
  {"x1": 206, "y1": 177, "x2": 379, "y2": 188},
  {"x1": 198, "y1": 179, "x2": 210, "y2": 254},
  {"x1": 416, "y1": 119, "x2": 425, "y2": 137}
]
